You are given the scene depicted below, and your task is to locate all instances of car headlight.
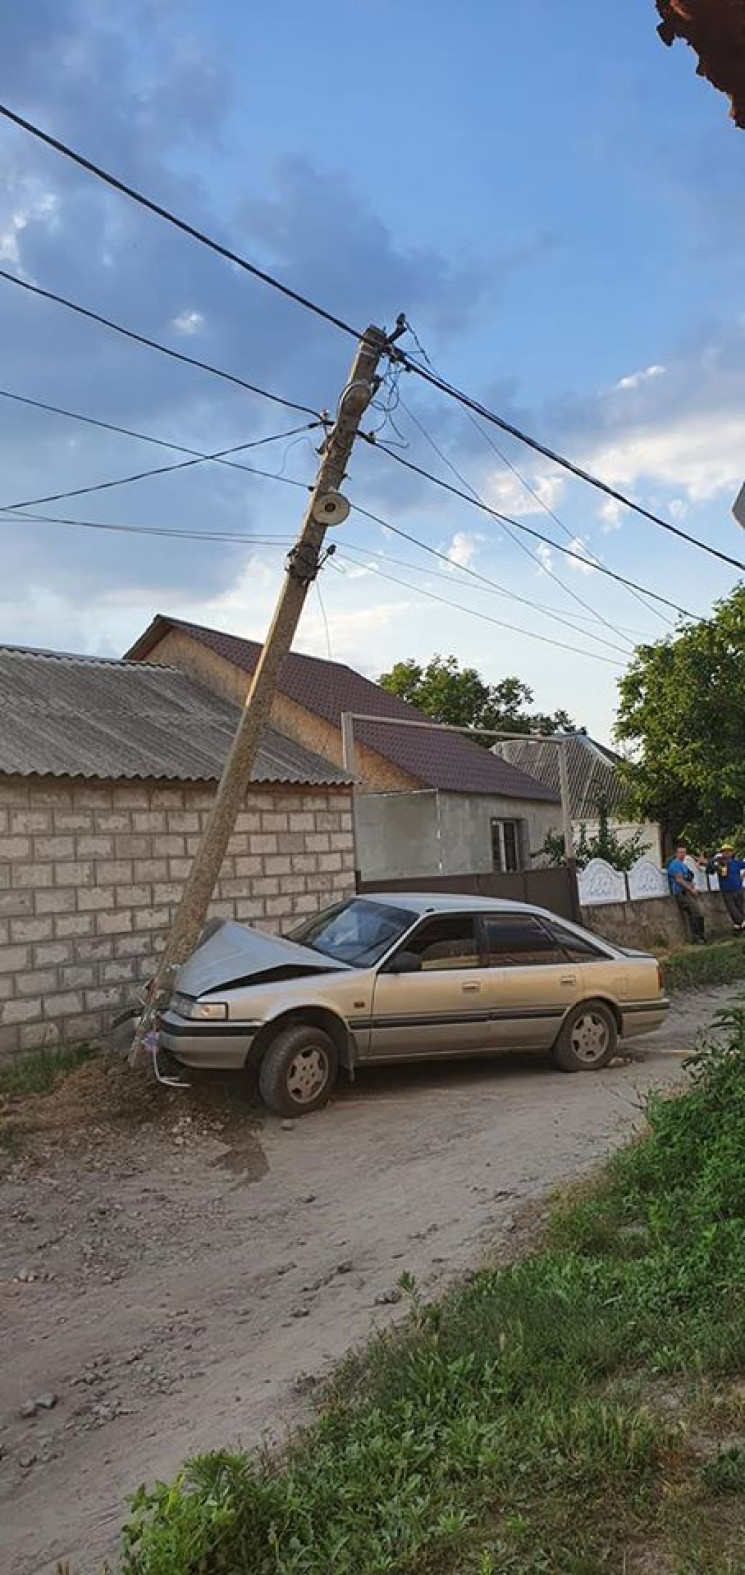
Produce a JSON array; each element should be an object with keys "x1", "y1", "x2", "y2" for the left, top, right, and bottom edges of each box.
[{"x1": 171, "y1": 993, "x2": 228, "y2": 1021}]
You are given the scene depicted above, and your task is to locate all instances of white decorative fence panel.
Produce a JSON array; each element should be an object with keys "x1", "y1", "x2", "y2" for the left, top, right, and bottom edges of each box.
[
  {"x1": 579, "y1": 854, "x2": 718, "y2": 907},
  {"x1": 578, "y1": 858, "x2": 627, "y2": 906},
  {"x1": 627, "y1": 857, "x2": 668, "y2": 901}
]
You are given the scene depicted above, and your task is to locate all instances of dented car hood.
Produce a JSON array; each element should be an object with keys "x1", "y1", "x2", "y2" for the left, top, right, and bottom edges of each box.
[{"x1": 173, "y1": 918, "x2": 350, "y2": 997}]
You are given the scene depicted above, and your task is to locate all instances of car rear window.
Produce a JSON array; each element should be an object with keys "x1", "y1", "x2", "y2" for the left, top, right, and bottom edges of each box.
[
  {"x1": 483, "y1": 915, "x2": 565, "y2": 967},
  {"x1": 543, "y1": 921, "x2": 606, "y2": 962}
]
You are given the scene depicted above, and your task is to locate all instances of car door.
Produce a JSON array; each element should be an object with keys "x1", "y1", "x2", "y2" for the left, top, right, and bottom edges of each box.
[
  {"x1": 481, "y1": 912, "x2": 583, "y2": 1049},
  {"x1": 367, "y1": 913, "x2": 490, "y2": 1061}
]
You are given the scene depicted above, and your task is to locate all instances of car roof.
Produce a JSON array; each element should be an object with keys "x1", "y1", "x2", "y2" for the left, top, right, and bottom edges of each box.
[{"x1": 355, "y1": 891, "x2": 557, "y2": 920}]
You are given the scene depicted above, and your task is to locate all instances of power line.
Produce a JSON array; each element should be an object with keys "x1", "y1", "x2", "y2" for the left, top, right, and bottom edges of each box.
[
  {"x1": 0, "y1": 387, "x2": 315, "y2": 491},
  {"x1": 349, "y1": 504, "x2": 630, "y2": 657},
  {"x1": 398, "y1": 346, "x2": 745, "y2": 574},
  {"x1": 3, "y1": 508, "x2": 622, "y2": 666},
  {"x1": 367, "y1": 439, "x2": 695, "y2": 619},
  {"x1": 339, "y1": 539, "x2": 653, "y2": 634},
  {"x1": 336, "y1": 558, "x2": 622, "y2": 668},
  {"x1": 0, "y1": 379, "x2": 637, "y2": 657},
  {"x1": 0, "y1": 422, "x2": 320, "y2": 512},
  {"x1": 397, "y1": 398, "x2": 635, "y2": 652},
  {"x1": 400, "y1": 347, "x2": 674, "y2": 631},
  {"x1": 0, "y1": 103, "x2": 362, "y2": 342},
  {"x1": 0, "y1": 268, "x2": 320, "y2": 419}
]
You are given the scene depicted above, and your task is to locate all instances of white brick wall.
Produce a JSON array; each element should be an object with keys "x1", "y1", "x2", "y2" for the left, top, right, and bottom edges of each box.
[{"x1": 0, "y1": 776, "x2": 355, "y2": 1058}]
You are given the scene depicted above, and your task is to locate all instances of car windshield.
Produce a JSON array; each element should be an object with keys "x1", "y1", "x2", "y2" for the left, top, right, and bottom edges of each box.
[{"x1": 288, "y1": 898, "x2": 416, "y2": 966}]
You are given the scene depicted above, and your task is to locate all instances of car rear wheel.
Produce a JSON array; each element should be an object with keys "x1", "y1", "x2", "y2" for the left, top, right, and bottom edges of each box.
[
  {"x1": 551, "y1": 1000, "x2": 617, "y2": 1072},
  {"x1": 258, "y1": 1023, "x2": 338, "y2": 1117}
]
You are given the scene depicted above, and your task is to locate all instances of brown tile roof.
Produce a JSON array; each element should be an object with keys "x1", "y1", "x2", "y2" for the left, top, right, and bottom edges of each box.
[
  {"x1": 657, "y1": 1, "x2": 745, "y2": 128},
  {"x1": 0, "y1": 646, "x2": 351, "y2": 787},
  {"x1": 126, "y1": 616, "x2": 559, "y2": 803}
]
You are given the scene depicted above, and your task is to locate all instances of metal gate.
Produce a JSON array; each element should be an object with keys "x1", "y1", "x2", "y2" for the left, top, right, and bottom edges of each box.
[{"x1": 357, "y1": 866, "x2": 580, "y2": 922}]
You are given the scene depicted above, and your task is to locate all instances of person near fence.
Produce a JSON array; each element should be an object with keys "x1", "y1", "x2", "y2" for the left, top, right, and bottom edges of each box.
[
  {"x1": 666, "y1": 842, "x2": 705, "y2": 945},
  {"x1": 705, "y1": 843, "x2": 745, "y2": 932}
]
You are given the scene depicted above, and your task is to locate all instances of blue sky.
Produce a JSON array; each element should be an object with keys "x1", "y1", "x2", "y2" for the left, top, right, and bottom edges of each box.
[{"x1": 0, "y1": 0, "x2": 743, "y2": 741}]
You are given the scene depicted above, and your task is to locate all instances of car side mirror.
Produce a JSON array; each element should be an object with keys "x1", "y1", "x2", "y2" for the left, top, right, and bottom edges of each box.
[{"x1": 386, "y1": 951, "x2": 422, "y2": 975}]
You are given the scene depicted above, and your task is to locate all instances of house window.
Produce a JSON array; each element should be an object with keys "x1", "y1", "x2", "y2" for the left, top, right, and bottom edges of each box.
[{"x1": 491, "y1": 818, "x2": 521, "y2": 872}]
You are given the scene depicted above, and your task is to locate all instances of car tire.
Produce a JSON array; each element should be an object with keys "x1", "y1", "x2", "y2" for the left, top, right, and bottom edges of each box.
[
  {"x1": 258, "y1": 1023, "x2": 339, "y2": 1117},
  {"x1": 551, "y1": 1000, "x2": 617, "y2": 1073}
]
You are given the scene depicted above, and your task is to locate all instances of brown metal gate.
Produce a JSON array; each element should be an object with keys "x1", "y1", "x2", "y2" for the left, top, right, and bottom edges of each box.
[{"x1": 357, "y1": 866, "x2": 580, "y2": 922}]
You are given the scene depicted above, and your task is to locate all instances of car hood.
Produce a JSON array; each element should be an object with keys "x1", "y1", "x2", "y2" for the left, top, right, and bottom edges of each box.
[{"x1": 173, "y1": 919, "x2": 350, "y2": 997}]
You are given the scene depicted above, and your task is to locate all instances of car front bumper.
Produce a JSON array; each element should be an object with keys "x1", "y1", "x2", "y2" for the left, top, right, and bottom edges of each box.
[{"x1": 158, "y1": 1011, "x2": 261, "y2": 1070}]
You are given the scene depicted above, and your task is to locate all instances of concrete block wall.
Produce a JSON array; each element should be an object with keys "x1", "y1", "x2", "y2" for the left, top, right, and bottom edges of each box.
[
  {"x1": 581, "y1": 890, "x2": 731, "y2": 952},
  {"x1": 0, "y1": 776, "x2": 354, "y2": 1059}
]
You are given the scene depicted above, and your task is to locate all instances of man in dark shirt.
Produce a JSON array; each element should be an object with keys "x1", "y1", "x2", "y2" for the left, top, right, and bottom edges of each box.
[
  {"x1": 706, "y1": 844, "x2": 745, "y2": 931},
  {"x1": 667, "y1": 842, "x2": 705, "y2": 944}
]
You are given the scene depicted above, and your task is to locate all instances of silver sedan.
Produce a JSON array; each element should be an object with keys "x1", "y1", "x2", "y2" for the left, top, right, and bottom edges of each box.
[{"x1": 157, "y1": 894, "x2": 669, "y2": 1118}]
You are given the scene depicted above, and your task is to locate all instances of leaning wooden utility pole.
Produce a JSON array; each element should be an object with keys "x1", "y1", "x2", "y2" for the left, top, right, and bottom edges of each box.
[{"x1": 131, "y1": 323, "x2": 389, "y2": 1061}]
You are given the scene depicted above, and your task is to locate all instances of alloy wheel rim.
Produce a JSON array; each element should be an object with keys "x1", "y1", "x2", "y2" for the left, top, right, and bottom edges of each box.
[
  {"x1": 569, "y1": 1012, "x2": 610, "y2": 1065},
  {"x1": 286, "y1": 1046, "x2": 329, "y2": 1105}
]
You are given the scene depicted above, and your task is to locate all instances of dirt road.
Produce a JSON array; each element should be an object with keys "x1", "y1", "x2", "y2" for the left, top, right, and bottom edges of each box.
[{"x1": 1, "y1": 985, "x2": 738, "y2": 1575}]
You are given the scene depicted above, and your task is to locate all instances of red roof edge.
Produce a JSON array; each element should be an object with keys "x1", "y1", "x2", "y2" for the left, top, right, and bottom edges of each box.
[{"x1": 124, "y1": 614, "x2": 176, "y2": 662}]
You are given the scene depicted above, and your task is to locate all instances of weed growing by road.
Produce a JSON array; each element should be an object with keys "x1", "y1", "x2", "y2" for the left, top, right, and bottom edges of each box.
[
  {"x1": 663, "y1": 937, "x2": 745, "y2": 994},
  {"x1": 117, "y1": 1008, "x2": 745, "y2": 1574},
  {"x1": 0, "y1": 1042, "x2": 97, "y2": 1103}
]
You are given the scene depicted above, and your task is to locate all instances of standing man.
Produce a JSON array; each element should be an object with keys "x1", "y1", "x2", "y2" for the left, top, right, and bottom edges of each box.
[
  {"x1": 706, "y1": 843, "x2": 745, "y2": 931},
  {"x1": 667, "y1": 842, "x2": 706, "y2": 945}
]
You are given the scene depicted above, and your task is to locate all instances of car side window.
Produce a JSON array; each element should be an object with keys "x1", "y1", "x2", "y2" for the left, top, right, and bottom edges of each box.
[
  {"x1": 401, "y1": 915, "x2": 480, "y2": 971},
  {"x1": 544, "y1": 921, "x2": 605, "y2": 963},
  {"x1": 484, "y1": 915, "x2": 565, "y2": 967}
]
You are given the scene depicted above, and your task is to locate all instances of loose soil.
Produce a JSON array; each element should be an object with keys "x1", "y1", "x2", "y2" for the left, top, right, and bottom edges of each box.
[{"x1": 1, "y1": 984, "x2": 739, "y2": 1575}]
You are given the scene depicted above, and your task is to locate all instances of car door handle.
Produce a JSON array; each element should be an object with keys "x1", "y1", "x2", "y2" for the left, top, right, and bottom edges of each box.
[
  {"x1": 461, "y1": 982, "x2": 481, "y2": 994},
  {"x1": 560, "y1": 975, "x2": 577, "y2": 986}
]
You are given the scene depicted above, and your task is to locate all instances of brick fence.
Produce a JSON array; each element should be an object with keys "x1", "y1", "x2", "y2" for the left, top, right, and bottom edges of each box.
[{"x1": 0, "y1": 776, "x2": 355, "y2": 1059}]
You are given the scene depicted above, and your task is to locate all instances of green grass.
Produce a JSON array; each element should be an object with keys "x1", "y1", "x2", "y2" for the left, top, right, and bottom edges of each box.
[
  {"x1": 114, "y1": 1004, "x2": 745, "y2": 1575},
  {"x1": 663, "y1": 936, "x2": 745, "y2": 994},
  {"x1": 0, "y1": 1041, "x2": 98, "y2": 1102}
]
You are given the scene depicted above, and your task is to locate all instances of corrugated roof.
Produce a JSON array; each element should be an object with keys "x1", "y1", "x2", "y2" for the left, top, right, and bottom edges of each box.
[
  {"x1": 126, "y1": 616, "x2": 559, "y2": 803},
  {"x1": 494, "y1": 734, "x2": 625, "y2": 819},
  {"x1": 0, "y1": 647, "x2": 351, "y2": 787}
]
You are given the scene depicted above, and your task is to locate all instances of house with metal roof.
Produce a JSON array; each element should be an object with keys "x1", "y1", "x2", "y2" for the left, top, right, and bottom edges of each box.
[
  {"x1": 0, "y1": 645, "x2": 354, "y2": 1059},
  {"x1": 493, "y1": 733, "x2": 662, "y2": 861},
  {"x1": 126, "y1": 616, "x2": 561, "y2": 883}
]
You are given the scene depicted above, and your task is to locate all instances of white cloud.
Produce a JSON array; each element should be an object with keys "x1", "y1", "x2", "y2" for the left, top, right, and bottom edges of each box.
[
  {"x1": 444, "y1": 530, "x2": 483, "y2": 568},
  {"x1": 486, "y1": 467, "x2": 564, "y2": 519},
  {"x1": 615, "y1": 364, "x2": 665, "y2": 392},
  {"x1": 170, "y1": 309, "x2": 205, "y2": 335},
  {"x1": 583, "y1": 411, "x2": 745, "y2": 505},
  {"x1": 598, "y1": 498, "x2": 623, "y2": 533},
  {"x1": 566, "y1": 537, "x2": 597, "y2": 575},
  {"x1": 535, "y1": 541, "x2": 553, "y2": 574}
]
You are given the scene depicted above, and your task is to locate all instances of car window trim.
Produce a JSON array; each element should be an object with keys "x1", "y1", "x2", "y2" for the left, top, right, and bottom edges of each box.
[{"x1": 480, "y1": 910, "x2": 570, "y2": 968}]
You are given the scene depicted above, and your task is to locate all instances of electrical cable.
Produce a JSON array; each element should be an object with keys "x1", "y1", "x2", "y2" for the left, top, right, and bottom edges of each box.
[
  {"x1": 0, "y1": 268, "x2": 321, "y2": 419},
  {"x1": 0, "y1": 422, "x2": 320, "y2": 512},
  {"x1": 366, "y1": 439, "x2": 695, "y2": 619},
  {"x1": 2, "y1": 508, "x2": 624, "y2": 665},
  {"x1": 397, "y1": 344, "x2": 745, "y2": 574},
  {"x1": 397, "y1": 399, "x2": 635, "y2": 652},
  {"x1": 0, "y1": 103, "x2": 362, "y2": 341}
]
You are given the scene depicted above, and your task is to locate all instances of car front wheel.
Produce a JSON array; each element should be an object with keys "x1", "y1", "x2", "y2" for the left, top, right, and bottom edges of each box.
[
  {"x1": 551, "y1": 1001, "x2": 617, "y2": 1072},
  {"x1": 258, "y1": 1023, "x2": 339, "y2": 1117}
]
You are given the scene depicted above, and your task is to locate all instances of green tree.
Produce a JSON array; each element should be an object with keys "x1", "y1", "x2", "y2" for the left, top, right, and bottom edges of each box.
[
  {"x1": 614, "y1": 585, "x2": 745, "y2": 847},
  {"x1": 378, "y1": 654, "x2": 576, "y2": 742},
  {"x1": 540, "y1": 800, "x2": 648, "y2": 871}
]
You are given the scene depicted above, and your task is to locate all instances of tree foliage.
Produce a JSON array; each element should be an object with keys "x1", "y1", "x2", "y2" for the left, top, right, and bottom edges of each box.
[
  {"x1": 378, "y1": 654, "x2": 577, "y2": 743},
  {"x1": 540, "y1": 801, "x2": 648, "y2": 872},
  {"x1": 615, "y1": 586, "x2": 745, "y2": 846}
]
